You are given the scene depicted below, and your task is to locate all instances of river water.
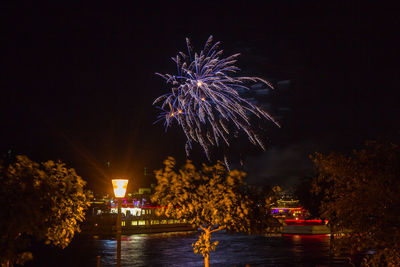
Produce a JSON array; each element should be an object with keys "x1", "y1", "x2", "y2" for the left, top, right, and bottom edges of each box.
[{"x1": 26, "y1": 231, "x2": 351, "y2": 266}]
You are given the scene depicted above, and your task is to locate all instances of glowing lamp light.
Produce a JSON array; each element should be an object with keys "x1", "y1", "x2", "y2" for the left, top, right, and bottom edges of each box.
[{"x1": 112, "y1": 179, "x2": 129, "y2": 198}]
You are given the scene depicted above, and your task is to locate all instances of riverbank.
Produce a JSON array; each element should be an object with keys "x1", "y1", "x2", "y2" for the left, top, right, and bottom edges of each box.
[
  {"x1": 82, "y1": 219, "x2": 330, "y2": 236},
  {"x1": 283, "y1": 225, "x2": 330, "y2": 234},
  {"x1": 82, "y1": 223, "x2": 195, "y2": 235}
]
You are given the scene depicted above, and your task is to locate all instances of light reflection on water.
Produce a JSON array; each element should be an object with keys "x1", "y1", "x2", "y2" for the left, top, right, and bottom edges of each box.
[{"x1": 27, "y1": 231, "x2": 350, "y2": 267}]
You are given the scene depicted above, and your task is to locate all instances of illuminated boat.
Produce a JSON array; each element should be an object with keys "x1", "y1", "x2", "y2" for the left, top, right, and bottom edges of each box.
[{"x1": 82, "y1": 196, "x2": 194, "y2": 235}]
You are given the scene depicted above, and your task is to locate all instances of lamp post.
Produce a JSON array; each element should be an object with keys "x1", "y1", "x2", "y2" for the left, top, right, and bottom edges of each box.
[{"x1": 112, "y1": 179, "x2": 129, "y2": 267}]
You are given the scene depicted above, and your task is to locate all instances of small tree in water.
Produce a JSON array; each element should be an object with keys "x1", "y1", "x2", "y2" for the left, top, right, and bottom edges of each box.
[{"x1": 152, "y1": 157, "x2": 279, "y2": 267}]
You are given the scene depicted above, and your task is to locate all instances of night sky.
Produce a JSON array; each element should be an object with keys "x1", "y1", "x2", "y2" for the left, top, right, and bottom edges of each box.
[{"x1": 1, "y1": 2, "x2": 399, "y2": 193}]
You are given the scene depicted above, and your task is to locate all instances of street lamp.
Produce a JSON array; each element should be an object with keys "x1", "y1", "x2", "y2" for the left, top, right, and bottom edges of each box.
[{"x1": 112, "y1": 179, "x2": 129, "y2": 267}]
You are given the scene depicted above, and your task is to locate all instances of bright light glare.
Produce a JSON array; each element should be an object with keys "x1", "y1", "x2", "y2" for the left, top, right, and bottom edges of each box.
[{"x1": 112, "y1": 179, "x2": 129, "y2": 198}]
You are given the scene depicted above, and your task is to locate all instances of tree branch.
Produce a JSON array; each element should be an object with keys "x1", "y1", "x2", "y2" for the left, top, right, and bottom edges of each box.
[
  {"x1": 210, "y1": 226, "x2": 225, "y2": 233},
  {"x1": 199, "y1": 225, "x2": 207, "y2": 232}
]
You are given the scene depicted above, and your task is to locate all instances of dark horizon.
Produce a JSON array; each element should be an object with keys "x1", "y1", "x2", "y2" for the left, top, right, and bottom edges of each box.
[{"x1": 1, "y1": 2, "x2": 399, "y2": 193}]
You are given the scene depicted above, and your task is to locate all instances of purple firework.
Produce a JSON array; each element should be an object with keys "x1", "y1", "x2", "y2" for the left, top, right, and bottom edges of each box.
[{"x1": 154, "y1": 35, "x2": 280, "y2": 159}]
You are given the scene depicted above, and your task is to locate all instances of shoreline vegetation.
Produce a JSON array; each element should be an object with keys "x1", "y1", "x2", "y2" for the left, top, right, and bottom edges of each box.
[{"x1": 2, "y1": 140, "x2": 399, "y2": 266}]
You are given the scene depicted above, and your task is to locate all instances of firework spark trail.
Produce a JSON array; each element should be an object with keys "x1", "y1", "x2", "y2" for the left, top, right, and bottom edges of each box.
[{"x1": 154, "y1": 35, "x2": 280, "y2": 160}]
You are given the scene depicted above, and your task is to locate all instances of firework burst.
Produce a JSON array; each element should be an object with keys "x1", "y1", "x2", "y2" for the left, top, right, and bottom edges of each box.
[{"x1": 154, "y1": 35, "x2": 280, "y2": 160}]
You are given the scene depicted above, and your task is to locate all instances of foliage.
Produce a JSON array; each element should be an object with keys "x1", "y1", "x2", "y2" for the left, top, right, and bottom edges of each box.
[
  {"x1": 0, "y1": 155, "x2": 91, "y2": 266},
  {"x1": 151, "y1": 157, "x2": 279, "y2": 267},
  {"x1": 294, "y1": 176, "x2": 322, "y2": 219},
  {"x1": 311, "y1": 141, "x2": 400, "y2": 266},
  {"x1": 192, "y1": 232, "x2": 219, "y2": 259}
]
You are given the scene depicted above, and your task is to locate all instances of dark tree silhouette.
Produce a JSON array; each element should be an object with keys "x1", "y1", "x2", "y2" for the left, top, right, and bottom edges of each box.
[
  {"x1": 311, "y1": 141, "x2": 400, "y2": 266},
  {"x1": 0, "y1": 155, "x2": 91, "y2": 266}
]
